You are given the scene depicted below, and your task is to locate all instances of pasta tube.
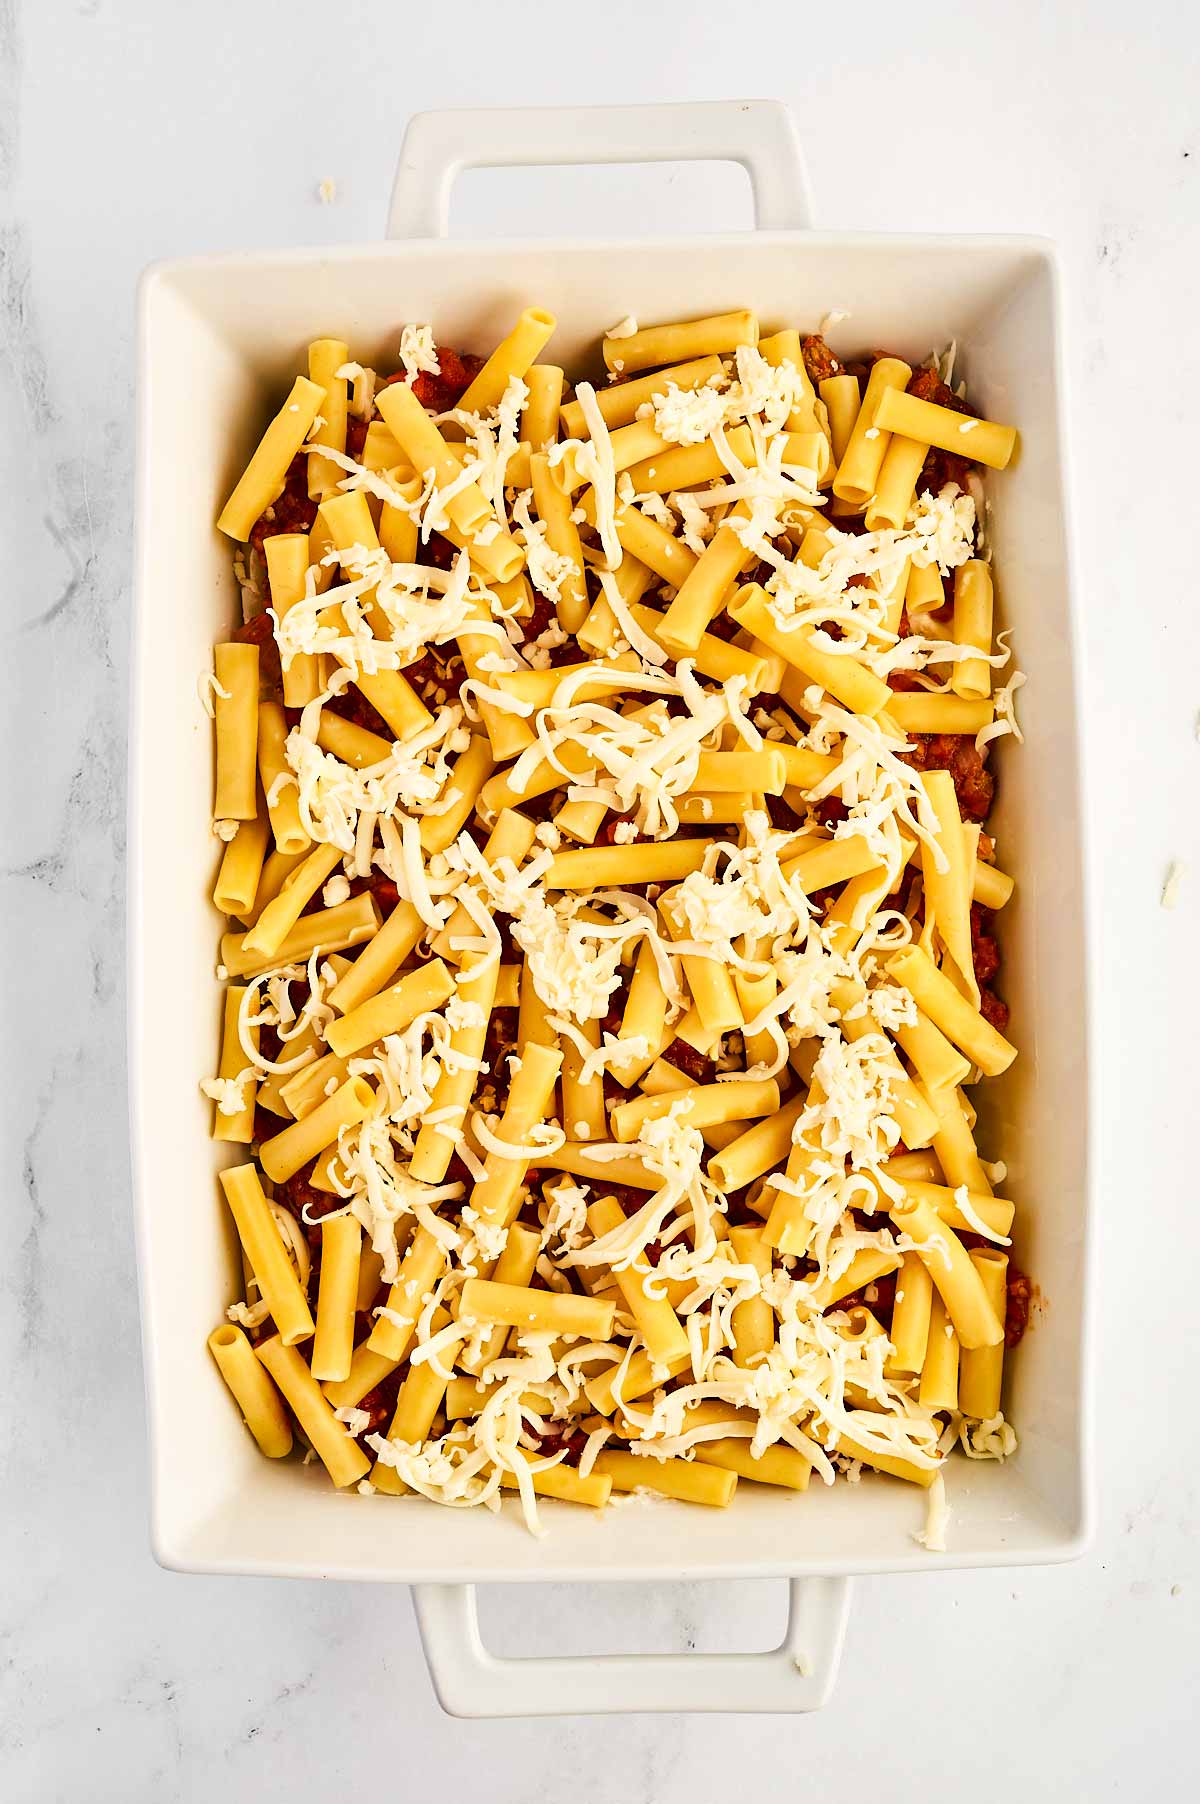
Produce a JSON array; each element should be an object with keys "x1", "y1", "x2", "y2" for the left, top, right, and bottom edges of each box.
[
  {"x1": 409, "y1": 953, "x2": 499, "y2": 1184},
  {"x1": 592, "y1": 1450, "x2": 737, "y2": 1507},
  {"x1": 211, "y1": 984, "x2": 257, "y2": 1144},
  {"x1": 207, "y1": 1325, "x2": 293, "y2": 1458},
  {"x1": 458, "y1": 1278, "x2": 616, "y2": 1342},
  {"x1": 264, "y1": 533, "x2": 321, "y2": 707},
  {"x1": 366, "y1": 1225, "x2": 447, "y2": 1362},
  {"x1": 255, "y1": 1335, "x2": 371, "y2": 1488},
  {"x1": 259, "y1": 1076, "x2": 375, "y2": 1184},
  {"x1": 310, "y1": 1214, "x2": 362, "y2": 1384},
  {"x1": 325, "y1": 959, "x2": 455, "y2": 1059},
  {"x1": 831, "y1": 356, "x2": 912, "y2": 507},
  {"x1": 458, "y1": 307, "x2": 557, "y2": 415},
  {"x1": 306, "y1": 337, "x2": 350, "y2": 500},
  {"x1": 873, "y1": 387, "x2": 1017, "y2": 470},
  {"x1": 890, "y1": 1196, "x2": 1004, "y2": 1350},
  {"x1": 958, "y1": 1250, "x2": 1009, "y2": 1418},
  {"x1": 217, "y1": 376, "x2": 325, "y2": 540},
  {"x1": 586, "y1": 1195, "x2": 689, "y2": 1367},
  {"x1": 218, "y1": 1163, "x2": 314, "y2": 1346},
  {"x1": 602, "y1": 310, "x2": 757, "y2": 376},
  {"x1": 951, "y1": 560, "x2": 994, "y2": 700},
  {"x1": 887, "y1": 945, "x2": 1016, "y2": 1076},
  {"x1": 212, "y1": 643, "x2": 259, "y2": 821}
]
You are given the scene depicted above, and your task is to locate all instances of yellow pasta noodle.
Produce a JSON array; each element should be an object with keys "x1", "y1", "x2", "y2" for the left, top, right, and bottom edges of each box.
[
  {"x1": 729, "y1": 585, "x2": 892, "y2": 717},
  {"x1": 207, "y1": 1325, "x2": 293, "y2": 1458},
  {"x1": 887, "y1": 944, "x2": 1017, "y2": 1076},
  {"x1": 366, "y1": 1224, "x2": 447, "y2": 1362},
  {"x1": 310, "y1": 1214, "x2": 362, "y2": 1384},
  {"x1": 602, "y1": 310, "x2": 757, "y2": 376},
  {"x1": 560, "y1": 354, "x2": 724, "y2": 437},
  {"x1": 958, "y1": 1250, "x2": 1009, "y2": 1418},
  {"x1": 306, "y1": 337, "x2": 350, "y2": 500},
  {"x1": 873, "y1": 387, "x2": 1017, "y2": 470},
  {"x1": 951, "y1": 559, "x2": 994, "y2": 700},
  {"x1": 213, "y1": 811, "x2": 271, "y2": 917},
  {"x1": 211, "y1": 984, "x2": 257, "y2": 1144},
  {"x1": 918, "y1": 1291, "x2": 960, "y2": 1411},
  {"x1": 831, "y1": 356, "x2": 912, "y2": 508},
  {"x1": 259, "y1": 1076, "x2": 375, "y2": 1184},
  {"x1": 409, "y1": 953, "x2": 500, "y2": 1185},
  {"x1": 458, "y1": 1278, "x2": 616, "y2": 1342},
  {"x1": 212, "y1": 643, "x2": 260, "y2": 821},
  {"x1": 890, "y1": 1195, "x2": 1004, "y2": 1350},
  {"x1": 217, "y1": 376, "x2": 325, "y2": 540},
  {"x1": 325, "y1": 959, "x2": 455, "y2": 1059},
  {"x1": 587, "y1": 1195, "x2": 690, "y2": 1367},
  {"x1": 592, "y1": 1449, "x2": 737, "y2": 1507},
  {"x1": 531, "y1": 448, "x2": 589, "y2": 632},
  {"x1": 218, "y1": 1163, "x2": 315, "y2": 1346},
  {"x1": 255, "y1": 1335, "x2": 371, "y2": 1488},
  {"x1": 264, "y1": 533, "x2": 322, "y2": 708}
]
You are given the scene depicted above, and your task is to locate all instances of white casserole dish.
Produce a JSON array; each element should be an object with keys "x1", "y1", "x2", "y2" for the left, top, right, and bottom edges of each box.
[{"x1": 130, "y1": 100, "x2": 1093, "y2": 1717}]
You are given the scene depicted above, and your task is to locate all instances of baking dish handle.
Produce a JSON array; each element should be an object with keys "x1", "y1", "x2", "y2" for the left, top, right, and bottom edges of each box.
[
  {"x1": 387, "y1": 100, "x2": 812, "y2": 239},
  {"x1": 412, "y1": 1576, "x2": 850, "y2": 1717}
]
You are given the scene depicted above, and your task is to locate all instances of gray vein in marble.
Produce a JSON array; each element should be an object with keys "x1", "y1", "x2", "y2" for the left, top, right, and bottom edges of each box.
[{"x1": 0, "y1": 0, "x2": 18, "y2": 192}]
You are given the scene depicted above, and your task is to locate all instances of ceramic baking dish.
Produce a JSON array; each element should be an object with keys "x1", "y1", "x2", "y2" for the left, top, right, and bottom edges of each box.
[{"x1": 130, "y1": 100, "x2": 1093, "y2": 1716}]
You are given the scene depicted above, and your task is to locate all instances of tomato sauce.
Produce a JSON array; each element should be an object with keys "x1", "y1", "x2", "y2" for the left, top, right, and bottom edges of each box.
[
  {"x1": 248, "y1": 452, "x2": 318, "y2": 561},
  {"x1": 901, "y1": 732, "x2": 994, "y2": 822},
  {"x1": 1005, "y1": 1268, "x2": 1032, "y2": 1348},
  {"x1": 800, "y1": 334, "x2": 841, "y2": 384},
  {"x1": 662, "y1": 1037, "x2": 716, "y2": 1085}
]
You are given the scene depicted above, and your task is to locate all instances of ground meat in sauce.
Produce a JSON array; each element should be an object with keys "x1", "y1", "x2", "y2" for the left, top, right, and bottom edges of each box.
[
  {"x1": 766, "y1": 794, "x2": 805, "y2": 833},
  {"x1": 271, "y1": 1168, "x2": 346, "y2": 1251},
  {"x1": 526, "y1": 1420, "x2": 587, "y2": 1464},
  {"x1": 979, "y1": 986, "x2": 1010, "y2": 1034},
  {"x1": 323, "y1": 684, "x2": 394, "y2": 740},
  {"x1": 484, "y1": 1006, "x2": 520, "y2": 1078},
  {"x1": 377, "y1": 347, "x2": 484, "y2": 417},
  {"x1": 356, "y1": 1375, "x2": 403, "y2": 1438},
  {"x1": 1005, "y1": 1268, "x2": 1032, "y2": 1348},
  {"x1": 800, "y1": 334, "x2": 841, "y2": 385},
  {"x1": 902, "y1": 731, "x2": 994, "y2": 822},
  {"x1": 345, "y1": 415, "x2": 369, "y2": 461},
  {"x1": 400, "y1": 644, "x2": 466, "y2": 709},
  {"x1": 971, "y1": 904, "x2": 1001, "y2": 988},
  {"x1": 608, "y1": 1183, "x2": 653, "y2": 1217},
  {"x1": 662, "y1": 1037, "x2": 716, "y2": 1085},
  {"x1": 815, "y1": 795, "x2": 849, "y2": 831},
  {"x1": 830, "y1": 1271, "x2": 897, "y2": 1322},
  {"x1": 594, "y1": 811, "x2": 639, "y2": 847},
  {"x1": 231, "y1": 608, "x2": 283, "y2": 695},
  {"x1": 248, "y1": 452, "x2": 318, "y2": 562}
]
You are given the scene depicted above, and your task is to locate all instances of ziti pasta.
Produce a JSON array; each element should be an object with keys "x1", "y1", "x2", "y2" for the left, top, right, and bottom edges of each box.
[{"x1": 203, "y1": 314, "x2": 1028, "y2": 1543}]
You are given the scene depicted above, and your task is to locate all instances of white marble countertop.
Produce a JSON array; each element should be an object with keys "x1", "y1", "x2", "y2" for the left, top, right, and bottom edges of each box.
[{"x1": 4, "y1": 0, "x2": 1198, "y2": 1795}]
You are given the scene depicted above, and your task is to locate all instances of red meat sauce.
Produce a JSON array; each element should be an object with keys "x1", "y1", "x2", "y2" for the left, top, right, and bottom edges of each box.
[
  {"x1": 900, "y1": 731, "x2": 993, "y2": 823},
  {"x1": 1004, "y1": 1269, "x2": 1033, "y2": 1349},
  {"x1": 833, "y1": 1271, "x2": 898, "y2": 1322},
  {"x1": 800, "y1": 335, "x2": 842, "y2": 385},
  {"x1": 248, "y1": 452, "x2": 318, "y2": 565},
  {"x1": 662, "y1": 1036, "x2": 716, "y2": 1086},
  {"x1": 376, "y1": 346, "x2": 485, "y2": 417},
  {"x1": 906, "y1": 364, "x2": 977, "y2": 496}
]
